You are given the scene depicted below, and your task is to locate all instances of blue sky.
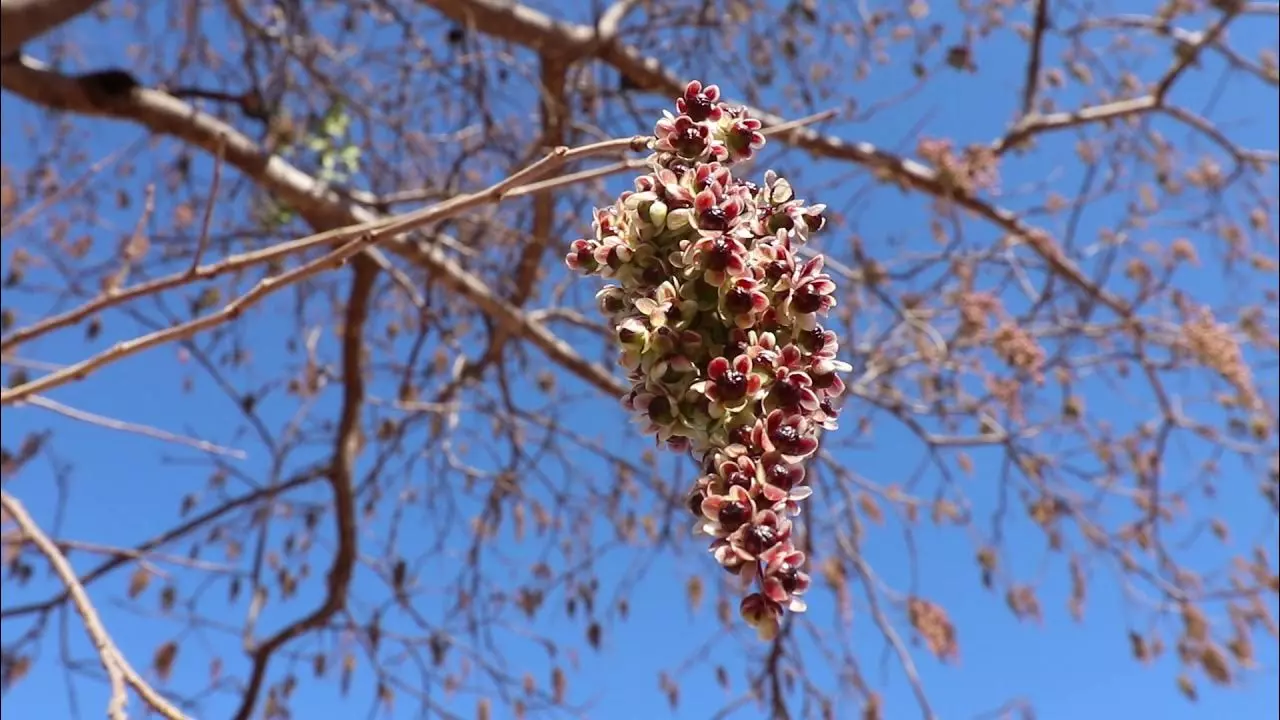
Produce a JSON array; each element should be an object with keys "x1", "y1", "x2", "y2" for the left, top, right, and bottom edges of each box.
[{"x1": 2, "y1": 1, "x2": 1277, "y2": 719}]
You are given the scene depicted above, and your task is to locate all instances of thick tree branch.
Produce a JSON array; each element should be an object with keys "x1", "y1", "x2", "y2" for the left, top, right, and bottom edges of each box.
[
  {"x1": 0, "y1": 55, "x2": 629, "y2": 399},
  {"x1": 0, "y1": 0, "x2": 103, "y2": 57},
  {"x1": 229, "y1": 257, "x2": 375, "y2": 720},
  {"x1": 1020, "y1": 0, "x2": 1051, "y2": 117},
  {"x1": 509, "y1": 58, "x2": 568, "y2": 307}
]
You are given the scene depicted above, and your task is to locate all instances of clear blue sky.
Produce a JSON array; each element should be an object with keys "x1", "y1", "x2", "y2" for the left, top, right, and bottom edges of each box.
[{"x1": 2, "y1": 1, "x2": 1277, "y2": 719}]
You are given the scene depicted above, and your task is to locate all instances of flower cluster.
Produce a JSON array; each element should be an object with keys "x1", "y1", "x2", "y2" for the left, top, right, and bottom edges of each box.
[{"x1": 566, "y1": 81, "x2": 848, "y2": 640}]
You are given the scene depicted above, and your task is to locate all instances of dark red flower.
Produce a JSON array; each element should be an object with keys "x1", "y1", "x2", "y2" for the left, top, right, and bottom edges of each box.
[
  {"x1": 749, "y1": 409, "x2": 819, "y2": 463},
  {"x1": 565, "y1": 238, "x2": 598, "y2": 273},
  {"x1": 730, "y1": 509, "x2": 791, "y2": 560},
  {"x1": 692, "y1": 354, "x2": 763, "y2": 416},
  {"x1": 700, "y1": 485, "x2": 755, "y2": 536},
  {"x1": 771, "y1": 368, "x2": 820, "y2": 413},
  {"x1": 760, "y1": 450, "x2": 804, "y2": 490},
  {"x1": 677, "y1": 80, "x2": 723, "y2": 122},
  {"x1": 762, "y1": 546, "x2": 811, "y2": 612}
]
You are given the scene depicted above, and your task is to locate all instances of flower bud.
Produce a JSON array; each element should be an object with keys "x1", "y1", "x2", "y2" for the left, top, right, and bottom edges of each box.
[
  {"x1": 648, "y1": 200, "x2": 669, "y2": 229},
  {"x1": 617, "y1": 318, "x2": 647, "y2": 347},
  {"x1": 666, "y1": 208, "x2": 693, "y2": 231},
  {"x1": 596, "y1": 286, "x2": 627, "y2": 315},
  {"x1": 624, "y1": 190, "x2": 658, "y2": 210}
]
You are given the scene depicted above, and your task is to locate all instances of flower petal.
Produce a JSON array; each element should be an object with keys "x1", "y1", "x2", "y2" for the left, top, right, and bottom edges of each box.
[{"x1": 708, "y1": 356, "x2": 730, "y2": 379}]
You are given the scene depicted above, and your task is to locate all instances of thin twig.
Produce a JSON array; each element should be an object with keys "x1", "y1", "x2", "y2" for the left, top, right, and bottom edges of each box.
[
  {"x1": 0, "y1": 234, "x2": 374, "y2": 404},
  {"x1": 0, "y1": 135, "x2": 647, "y2": 356},
  {"x1": 21, "y1": 394, "x2": 247, "y2": 458},
  {"x1": 102, "y1": 185, "x2": 156, "y2": 293},
  {"x1": 762, "y1": 107, "x2": 839, "y2": 137},
  {"x1": 0, "y1": 491, "x2": 189, "y2": 720},
  {"x1": 1, "y1": 228, "x2": 359, "y2": 353},
  {"x1": 188, "y1": 132, "x2": 227, "y2": 275},
  {"x1": 51, "y1": 539, "x2": 242, "y2": 575},
  {"x1": 834, "y1": 482, "x2": 937, "y2": 720},
  {"x1": 0, "y1": 136, "x2": 146, "y2": 238},
  {"x1": 0, "y1": 134, "x2": 643, "y2": 405},
  {"x1": 1, "y1": 469, "x2": 325, "y2": 620}
]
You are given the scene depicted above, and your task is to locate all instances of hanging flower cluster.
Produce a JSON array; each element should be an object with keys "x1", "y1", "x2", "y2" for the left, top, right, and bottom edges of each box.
[{"x1": 566, "y1": 81, "x2": 849, "y2": 640}]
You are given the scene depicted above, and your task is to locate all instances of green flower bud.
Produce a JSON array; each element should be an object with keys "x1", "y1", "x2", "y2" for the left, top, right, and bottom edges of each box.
[
  {"x1": 648, "y1": 200, "x2": 669, "y2": 228},
  {"x1": 666, "y1": 208, "x2": 693, "y2": 231}
]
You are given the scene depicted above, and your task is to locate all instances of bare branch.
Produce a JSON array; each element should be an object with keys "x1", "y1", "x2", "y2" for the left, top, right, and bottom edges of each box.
[
  {"x1": 508, "y1": 58, "x2": 568, "y2": 307},
  {"x1": 0, "y1": 233, "x2": 375, "y2": 404},
  {"x1": 598, "y1": 0, "x2": 642, "y2": 38},
  {"x1": 229, "y1": 256, "x2": 375, "y2": 720},
  {"x1": 18, "y1": 395, "x2": 247, "y2": 458},
  {"x1": 1067, "y1": 14, "x2": 1279, "y2": 88},
  {"x1": 998, "y1": 7, "x2": 1244, "y2": 153},
  {"x1": 188, "y1": 132, "x2": 226, "y2": 274},
  {"x1": 0, "y1": 0, "x2": 104, "y2": 56},
  {"x1": 0, "y1": 490, "x2": 188, "y2": 720},
  {"x1": 1020, "y1": 0, "x2": 1051, "y2": 117},
  {"x1": 1, "y1": 470, "x2": 324, "y2": 620},
  {"x1": 417, "y1": 0, "x2": 1132, "y2": 315},
  {"x1": 1, "y1": 56, "x2": 636, "y2": 398},
  {"x1": 836, "y1": 499, "x2": 936, "y2": 720}
]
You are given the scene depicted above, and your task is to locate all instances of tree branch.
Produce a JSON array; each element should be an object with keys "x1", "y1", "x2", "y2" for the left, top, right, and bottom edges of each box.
[
  {"x1": 19, "y1": 395, "x2": 247, "y2": 458},
  {"x1": 0, "y1": 232, "x2": 376, "y2": 404},
  {"x1": 997, "y1": 7, "x2": 1243, "y2": 154},
  {"x1": 0, "y1": 490, "x2": 188, "y2": 720},
  {"x1": 0, "y1": 0, "x2": 104, "y2": 57},
  {"x1": 1020, "y1": 0, "x2": 1051, "y2": 117},
  {"x1": 230, "y1": 256, "x2": 375, "y2": 720},
  {"x1": 834, "y1": 488, "x2": 936, "y2": 720},
  {"x1": 508, "y1": 57, "x2": 568, "y2": 307},
  {"x1": 417, "y1": 0, "x2": 1133, "y2": 317},
  {"x1": 1067, "y1": 13, "x2": 1279, "y2": 88},
  {"x1": 1, "y1": 55, "x2": 635, "y2": 401},
  {"x1": 1, "y1": 470, "x2": 325, "y2": 620}
]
